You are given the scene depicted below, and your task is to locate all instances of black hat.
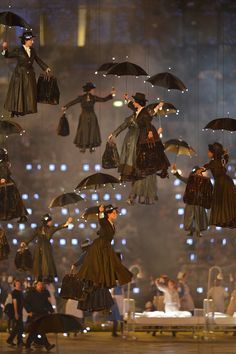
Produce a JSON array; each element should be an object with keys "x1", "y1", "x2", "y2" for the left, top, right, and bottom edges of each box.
[
  {"x1": 19, "y1": 31, "x2": 36, "y2": 40},
  {"x1": 132, "y1": 92, "x2": 148, "y2": 103},
  {"x1": 41, "y1": 214, "x2": 52, "y2": 223},
  {"x1": 191, "y1": 165, "x2": 200, "y2": 173},
  {"x1": 83, "y1": 82, "x2": 96, "y2": 92},
  {"x1": 104, "y1": 204, "x2": 118, "y2": 213}
]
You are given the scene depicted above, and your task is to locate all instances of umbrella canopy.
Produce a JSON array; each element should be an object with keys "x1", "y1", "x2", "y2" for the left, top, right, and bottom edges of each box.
[
  {"x1": 96, "y1": 62, "x2": 119, "y2": 73},
  {"x1": 48, "y1": 192, "x2": 84, "y2": 208},
  {"x1": 204, "y1": 118, "x2": 236, "y2": 132},
  {"x1": 81, "y1": 206, "x2": 99, "y2": 221},
  {"x1": 147, "y1": 72, "x2": 187, "y2": 91},
  {"x1": 28, "y1": 313, "x2": 83, "y2": 334},
  {"x1": 0, "y1": 120, "x2": 24, "y2": 136},
  {"x1": 164, "y1": 139, "x2": 196, "y2": 157},
  {"x1": 106, "y1": 61, "x2": 148, "y2": 76},
  {"x1": 75, "y1": 172, "x2": 120, "y2": 191},
  {"x1": 147, "y1": 102, "x2": 177, "y2": 116},
  {"x1": 0, "y1": 11, "x2": 31, "y2": 28}
]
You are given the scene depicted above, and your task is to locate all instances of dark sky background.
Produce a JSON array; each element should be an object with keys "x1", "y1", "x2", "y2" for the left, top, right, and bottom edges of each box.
[{"x1": 0, "y1": 0, "x2": 236, "y2": 306}]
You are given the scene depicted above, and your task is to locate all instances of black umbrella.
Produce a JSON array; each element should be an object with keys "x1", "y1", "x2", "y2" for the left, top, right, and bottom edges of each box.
[
  {"x1": 147, "y1": 72, "x2": 187, "y2": 91},
  {"x1": 48, "y1": 192, "x2": 84, "y2": 208},
  {"x1": 147, "y1": 102, "x2": 178, "y2": 116},
  {"x1": 106, "y1": 61, "x2": 148, "y2": 76},
  {"x1": 81, "y1": 206, "x2": 99, "y2": 221},
  {"x1": 95, "y1": 62, "x2": 119, "y2": 74},
  {"x1": 75, "y1": 172, "x2": 120, "y2": 191},
  {"x1": 28, "y1": 313, "x2": 83, "y2": 334},
  {"x1": 0, "y1": 11, "x2": 31, "y2": 28},
  {"x1": 204, "y1": 118, "x2": 236, "y2": 132},
  {"x1": 0, "y1": 120, "x2": 24, "y2": 136},
  {"x1": 164, "y1": 139, "x2": 196, "y2": 157}
]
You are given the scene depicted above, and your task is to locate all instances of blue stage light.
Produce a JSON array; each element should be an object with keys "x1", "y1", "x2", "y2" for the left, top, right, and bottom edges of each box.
[
  {"x1": 12, "y1": 238, "x2": 18, "y2": 245},
  {"x1": 49, "y1": 164, "x2": 56, "y2": 171},
  {"x1": 222, "y1": 238, "x2": 227, "y2": 245},
  {"x1": 31, "y1": 223, "x2": 37, "y2": 229},
  {"x1": 196, "y1": 287, "x2": 204, "y2": 294},
  {"x1": 22, "y1": 194, "x2": 28, "y2": 200},
  {"x1": 68, "y1": 224, "x2": 74, "y2": 230},
  {"x1": 115, "y1": 193, "x2": 122, "y2": 201},
  {"x1": 7, "y1": 223, "x2": 13, "y2": 229},
  {"x1": 90, "y1": 223, "x2": 97, "y2": 229},
  {"x1": 111, "y1": 240, "x2": 115, "y2": 245},
  {"x1": 61, "y1": 208, "x2": 68, "y2": 215},
  {"x1": 189, "y1": 253, "x2": 196, "y2": 261},
  {"x1": 174, "y1": 179, "x2": 180, "y2": 186},
  {"x1": 94, "y1": 164, "x2": 101, "y2": 171},
  {"x1": 36, "y1": 164, "x2": 42, "y2": 170},
  {"x1": 59, "y1": 239, "x2": 66, "y2": 246},
  {"x1": 120, "y1": 208, "x2": 127, "y2": 215},
  {"x1": 71, "y1": 239, "x2": 78, "y2": 245},
  {"x1": 103, "y1": 193, "x2": 110, "y2": 201},
  {"x1": 175, "y1": 193, "x2": 182, "y2": 200},
  {"x1": 133, "y1": 287, "x2": 140, "y2": 294},
  {"x1": 179, "y1": 223, "x2": 184, "y2": 229},
  {"x1": 121, "y1": 239, "x2": 126, "y2": 245},
  {"x1": 26, "y1": 164, "x2": 32, "y2": 170},
  {"x1": 50, "y1": 239, "x2": 54, "y2": 244},
  {"x1": 91, "y1": 193, "x2": 98, "y2": 201},
  {"x1": 19, "y1": 224, "x2": 25, "y2": 231},
  {"x1": 178, "y1": 208, "x2": 184, "y2": 215},
  {"x1": 83, "y1": 164, "x2": 90, "y2": 172},
  {"x1": 186, "y1": 238, "x2": 193, "y2": 245},
  {"x1": 60, "y1": 164, "x2": 67, "y2": 171},
  {"x1": 74, "y1": 208, "x2": 80, "y2": 214},
  {"x1": 33, "y1": 193, "x2": 40, "y2": 199},
  {"x1": 79, "y1": 223, "x2": 85, "y2": 229}
]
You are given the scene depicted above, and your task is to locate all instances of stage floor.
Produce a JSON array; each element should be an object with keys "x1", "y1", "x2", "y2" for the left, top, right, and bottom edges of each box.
[{"x1": 0, "y1": 332, "x2": 236, "y2": 354}]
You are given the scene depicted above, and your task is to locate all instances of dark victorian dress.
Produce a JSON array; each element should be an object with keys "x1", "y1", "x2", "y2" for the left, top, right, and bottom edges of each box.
[
  {"x1": 204, "y1": 159, "x2": 236, "y2": 228},
  {"x1": 64, "y1": 93, "x2": 113, "y2": 150},
  {"x1": 174, "y1": 171, "x2": 208, "y2": 235},
  {"x1": 112, "y1": 115, "x2": 158, "y2": 204},
  {"x1": 2, "y1": 46, "x2": 48, "y2": 116},
  {"x1": 0, "y1": 160, "x2": 28, "y2": 221},
  {"x1": 76, "y1": 213, "x2": 132, "y2": 311},
  {"x1": 26, "y1": 223, "x2": 68, "y2": 282},
  {"x1": 127, "y1": 102, "x2": 170, "y2": 177}
]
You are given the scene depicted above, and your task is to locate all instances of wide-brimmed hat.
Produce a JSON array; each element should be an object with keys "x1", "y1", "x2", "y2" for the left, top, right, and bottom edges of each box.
[
  {"x1": 104, "y1": 204, "x2": 118, "y2": 213},
  {"x1": 83, "y1": 82, "x2": 96, "y2": 92},
  {"x1": 132, "y1": 92, "x2": 148, "y2": 103},
  {"x1": 41, "y1": 214, "x2": 52, "y2": 223},
  {"x1": 19, "y1": 31, "x2": 36, "y2": 40}
]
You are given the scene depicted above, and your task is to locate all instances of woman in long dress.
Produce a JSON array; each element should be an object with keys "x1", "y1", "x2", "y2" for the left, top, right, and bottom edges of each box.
[
  {"x1": 23, "y1": 214, "x2": 72, "y2": 282},
  {"x1": 199, "y1": 142, "x2": 236, "y2": 228},
  {"x1": 109, "y1": 93, "x2": 169, "y2": 204},
  {"x1": 0, "y1": 148, "x2": 28, "y2": 222},
  {"x1": 172, "y1": 165, "x2": 208, "y2": 237},
  {"x1": 62, "y1": 82, "x2": 115, "y2": 152},
  {"x1": 76, "y1": 204, "x2": 132, "y2": 311},
  {"x1": 1, "y1": 31, "x2": 50, "y2": 117}
]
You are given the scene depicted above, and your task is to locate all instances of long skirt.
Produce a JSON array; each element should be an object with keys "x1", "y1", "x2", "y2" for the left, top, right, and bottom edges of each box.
[
  {"x1": 184, "y1": 205, "x2": 208, "y2": 233},
  {"x1": 130, "y1": 174, "x2": 158, "y2": 204},
  {"x1": 0, "y1": 182, "x2": 27, "y2": 221},
  {"x1": 210, "y1": 175, "x2": 236, "y2": 227},
  {"x1": 74, "y1": 111, "x2": 101, "y2": 150},
  {"x1": 4, "y1": 67, "x2": 37, "y2": 116}
]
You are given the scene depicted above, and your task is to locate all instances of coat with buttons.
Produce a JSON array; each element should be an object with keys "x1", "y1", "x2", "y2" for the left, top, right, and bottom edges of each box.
[{"x1": 2, "y1": 46, "x2": 48, "y2": 116}]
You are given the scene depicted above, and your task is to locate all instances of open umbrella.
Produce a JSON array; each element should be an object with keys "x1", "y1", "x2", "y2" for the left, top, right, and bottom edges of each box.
[
  {"x1": 0, "y1": 120, "x2": 25, "y2": 136},
  {"x1": 106, "y1": 61, "x2": 148, "y2": 76},
  {"x1": 0, "y1": 11, "x2": 31, "y2": 29},
  {"x1": 48, "y1": 192, "x2": 84, "y2": 208},
  {"x1": 164, "y1": 139, "x2": 196, "y2": 157},
  {"x1": 203, "y1": 118, "x2": 236, "y2": 132},
  {"x1": 147, "y1": 72, "x2": 187, "y2": 91},
  {"x1": 147, "y1": 102, "x2": 178, "y2": 116},
  {"x1": 95, "y1": 62, "x2": 119, "y2": 74},
  {"x1": 28, "y1": 313, "x2": 83, "y2": 334},
  {"x1": 75, "y1": 173, "x2": 120, "y2": 191},
  {"x1": 81, "y1": 206, "x2": 99, "y2": 221}
]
